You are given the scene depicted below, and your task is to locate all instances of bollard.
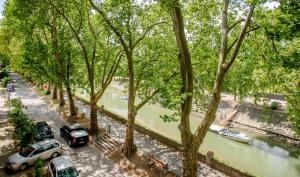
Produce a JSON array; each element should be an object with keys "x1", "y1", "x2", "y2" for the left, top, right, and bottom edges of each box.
[
  {"x1": 107, "y1": 124, "x2": 111, "y2": 134},
  {"x1": 206, "y1": 150, "x2": 214, "y2": 166}
]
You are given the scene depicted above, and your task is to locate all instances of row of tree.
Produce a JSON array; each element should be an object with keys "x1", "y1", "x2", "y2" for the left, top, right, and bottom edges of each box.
[{"x1": 0, "y1": 0, "x2": 299, "y2": 176}]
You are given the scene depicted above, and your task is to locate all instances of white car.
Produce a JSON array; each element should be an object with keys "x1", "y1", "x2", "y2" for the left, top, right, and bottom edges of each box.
[
  {"x1": 5, "y1": 139, "x2": 63, "y2": 172},
  {"x1": 47, "y1": 156, "x2": 81, "y2": 177}
]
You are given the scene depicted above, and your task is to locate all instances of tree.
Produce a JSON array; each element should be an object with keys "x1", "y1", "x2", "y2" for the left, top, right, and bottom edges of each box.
[
  {"x1": 2, "y1": 0, "x2": 82, "y2": 115},
  {"x1": 45, "y1": 0, "x2": 123, "y2": 134},
  {"x1": 160, "y1": 0, "x2": 257, "y2": 176},
  {"x1": 89, "y1": 0, "x2": 178, "y2": 157}
]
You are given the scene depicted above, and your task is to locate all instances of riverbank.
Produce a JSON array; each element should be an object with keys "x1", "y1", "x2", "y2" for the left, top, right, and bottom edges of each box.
[
  {"x1": 110, "y1": 80, "x2": 300, "y2": 147},
  {"x1": 227, "y1": 103, "x2": 300, "y2": 147}
]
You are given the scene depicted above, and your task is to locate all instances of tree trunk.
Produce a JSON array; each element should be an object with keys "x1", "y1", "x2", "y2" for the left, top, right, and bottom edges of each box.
[
  {"x1": 123, "y1": 50, "x2": 136, "y2": 157},
  {"x1": 123, "y1": 109, "x2": 136, "y2": 156},
  {"x1": 89, "y1": 97, "x2": 98, "y2": 135},
  {"x1": 234, "y1": 88, "x2": 237, "y2": 101},
  {"x1": 52, "y1": 86, "x2": 57, "y2": 100},
  {"x1": 66, "y1": 84, "x2": 77, "y2": 117},
  {"x1": 182, "y1": 146, "x2": 198, "y2": 177},
  {"x1": 171, "y1": 2, "x2": 196, "y2": 176},
  {"x1": 58, "y1": 87, "x2": 65, "y2": 107},
  {"x1": 47, "y1": 83, "x2": 51, "y2": 94}
]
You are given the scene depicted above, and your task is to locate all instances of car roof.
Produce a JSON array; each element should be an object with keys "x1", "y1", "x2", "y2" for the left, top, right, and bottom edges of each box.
[
  {"x1": 31, "y1": 139, "x2": 60, "y2": 149},
  {"x1": 34, "y1": 121, "x2": 48, "y2": 124},
  {"x1": 51, "y1": 156, "x2": 75, "y2": 171}
]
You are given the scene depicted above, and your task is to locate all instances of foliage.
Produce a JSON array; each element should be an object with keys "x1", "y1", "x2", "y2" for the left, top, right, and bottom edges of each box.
[
  {"x1": 34, "y1": 159, "x2": 44, "y2": 177},
  {"x1": 271, "y1": 102, "x2": 279, "y2": 110},
  {"x1": 285, "y1": 70, "x2": 300, "y2": 135},
  {"x1": 2, "y1": 76, "x2": 11, "y2": 87},
  {"x1": 7, "y1": 104, "x2": 35, "y2": 147},
  {"x1": 6, "y1": 98, "x2": 23, "y2": 109},
  {"x1": 1, "y1": 0, "x2": 300, "y2": 174},
  {"x1": 0, "y1": 53, "x2": 10, "y2": 69},
  {"x1": 0, "y1": 68, "x2": 9, "y2": 79},
  {"x1": 287, "y1": 87, "x2": 300, "y2": 135},
  {"x1": 264, "y1": 0, "x2": 300, "y2": 40},
  {"x1": 44, "y1": 90, "x2": 51, "y2": 95}
]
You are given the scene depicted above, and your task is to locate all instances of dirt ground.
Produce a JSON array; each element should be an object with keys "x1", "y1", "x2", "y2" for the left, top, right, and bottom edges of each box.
[{"x1": 107, "y1": 147, "x2": 176, "y2": 177}]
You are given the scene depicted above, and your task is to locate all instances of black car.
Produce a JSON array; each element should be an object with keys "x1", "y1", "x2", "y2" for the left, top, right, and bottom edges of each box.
[
  {"x1": 6, "y1": 83, "x2": 14, "y2": 92},
  {"x1": 34, "y1": 121, "x2": 54, "y2": 142},
  {"x1": 60, "y1": 123, "x2": 89, "y2": 147}
]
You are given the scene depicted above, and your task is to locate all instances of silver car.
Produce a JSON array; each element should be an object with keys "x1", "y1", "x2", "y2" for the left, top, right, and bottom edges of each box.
[
  {"x1": 5, "y1": 139, "x2": 63, "y2": 172},
  {"x1": 47, "y1": 156, "x2": 81, "y2": 177}
]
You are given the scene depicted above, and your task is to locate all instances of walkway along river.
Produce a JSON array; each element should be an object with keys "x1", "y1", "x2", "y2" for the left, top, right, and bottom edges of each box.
[{"x1": 76, "y1": 87, "x2": 300, "y2": 177}]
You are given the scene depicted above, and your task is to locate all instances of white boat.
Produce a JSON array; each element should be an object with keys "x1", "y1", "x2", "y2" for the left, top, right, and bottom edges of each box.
[
  {"x1": 219, "y1": 128, "x2": 252, "y2": 144},
  {"x1": 209, "y1": 124, "x2": 225, "y2": 133}
]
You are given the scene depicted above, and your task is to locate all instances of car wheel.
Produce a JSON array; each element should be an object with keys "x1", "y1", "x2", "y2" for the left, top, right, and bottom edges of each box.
[
  {"x1": 68, "y1": 140, "x2": 72, "y2": 147},
  {"x1": 19, "y1": 163, "x2": 28, "y2": 171},
  {"x1": 51, "y1": 152, "x2": 59, "y2": 159}
]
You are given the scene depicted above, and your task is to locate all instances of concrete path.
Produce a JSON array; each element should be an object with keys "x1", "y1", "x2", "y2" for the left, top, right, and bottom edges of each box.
[{"x1": 2, "y1": 73, "x2": 131, "y2": 177}]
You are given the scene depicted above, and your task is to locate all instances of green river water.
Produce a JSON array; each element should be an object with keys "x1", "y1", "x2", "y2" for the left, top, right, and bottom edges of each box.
[{"x1": 78, "y1": 87, "x2": 300, "y2": 177}]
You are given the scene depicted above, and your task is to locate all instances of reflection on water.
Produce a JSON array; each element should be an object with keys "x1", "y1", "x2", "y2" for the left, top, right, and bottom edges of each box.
[
  {"x1": 251, "y1": 139, "x2": 289, "y2": 158},
  {"x1": 77, "y1": 88, "x2": 300, "y2": 177}
]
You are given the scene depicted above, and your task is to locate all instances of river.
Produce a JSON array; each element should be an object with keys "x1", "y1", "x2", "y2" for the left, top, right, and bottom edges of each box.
[{"x1": 77, "y1": 87, "x2": 300, "y2": 177}]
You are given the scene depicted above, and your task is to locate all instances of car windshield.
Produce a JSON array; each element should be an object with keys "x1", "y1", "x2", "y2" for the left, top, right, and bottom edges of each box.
[
  {"x1": 19, "y1": 146, "x2": 34, "y2": 157},
  {"x1": 36, "y1": 123, "x2": 50, "y2": 133},
  {"x1": 69, "y1": 124, "x2": 84, "y2": 131},
  {"x1": 57, "y1": 167, "x2": 79, "y2": 177}
]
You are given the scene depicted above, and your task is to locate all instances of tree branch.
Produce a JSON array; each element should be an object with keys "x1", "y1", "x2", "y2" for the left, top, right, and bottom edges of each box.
[
  {"x1": 227, "y1": 26, "x2": 259, "y2": 53},
  {"x1": 224, "y1": 5, "x2": 256, "y2": 73},
  {"x1": 71, "y1": 0, "x2": 83, "y2": 36},
  {"x1": 272, "y1": 39, "x2": 279, "y2": 54},
  {"x1": 135, "y1": 70, "x2": 179, "y2": 111},
  {"x1": 228, "y1": 19, "x2": 244, "y2": 32},
  {"x1": 95, "y1": 51, "x2": 124, "y2": 100},
  {"x1": 87, "y1": 3, "x2": 97, "y2": 39},
  {"x1": 46, "y1": 0, "x2": 93, "y2": 86},
  {"x1": 88, "y1": 0, "x2": 130, "y2": 55},
  {"x1": 132, "y1": 21, "x2": 171, "y2": 49}
]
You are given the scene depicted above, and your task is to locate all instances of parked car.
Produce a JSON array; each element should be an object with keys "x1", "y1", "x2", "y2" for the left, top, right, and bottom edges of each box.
[
  {"x1": 34, "y1": 121, "x2": 54, "y2": 142},
  {"x1": 5, "y1": 139, "x2": 63, "y2": 172},
  {"x1": 6, "y1": 83, "x2": 14, "y2": 92},
  {"x1": 60, "y1": 123, "x2": 89, "y2": 147},
  {"x1": 8, "y1": 92, "x2": 18, "y2": 100},
  {"x1": 47, "y1": 156, "x2": 81, "y2": 177}
]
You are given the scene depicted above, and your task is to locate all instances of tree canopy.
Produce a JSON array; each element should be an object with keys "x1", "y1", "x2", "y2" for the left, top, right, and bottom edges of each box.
[{"x1": 1, "y1": 0, "x2": 299, "y2": 176}]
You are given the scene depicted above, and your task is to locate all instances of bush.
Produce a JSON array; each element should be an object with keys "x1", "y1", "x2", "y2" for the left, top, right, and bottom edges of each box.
[
  {"x1": 0, "y1": 68, "x2": 9, "y2": 79},
  {"x1": 34, "y1": 159, "x2": 44, "y2": 177},
  {"x1": 44, "y1": 90, "x2": 50, "y2": 95},
  {"x1": 7, "y1": 107, "x2": 23, "y2": 123},
  {"x1": 7, "y1": 107, "x2": 35, "y2": 147},
  {"x1": 271, "y1": 102, "x2": 279, "y2": 110},
  {"x1": 2, "y1": 76, "x2": 11, "y2": 87},
  {"x1": 6, "y1": 98, "x2": 23, "y2": 109}
]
